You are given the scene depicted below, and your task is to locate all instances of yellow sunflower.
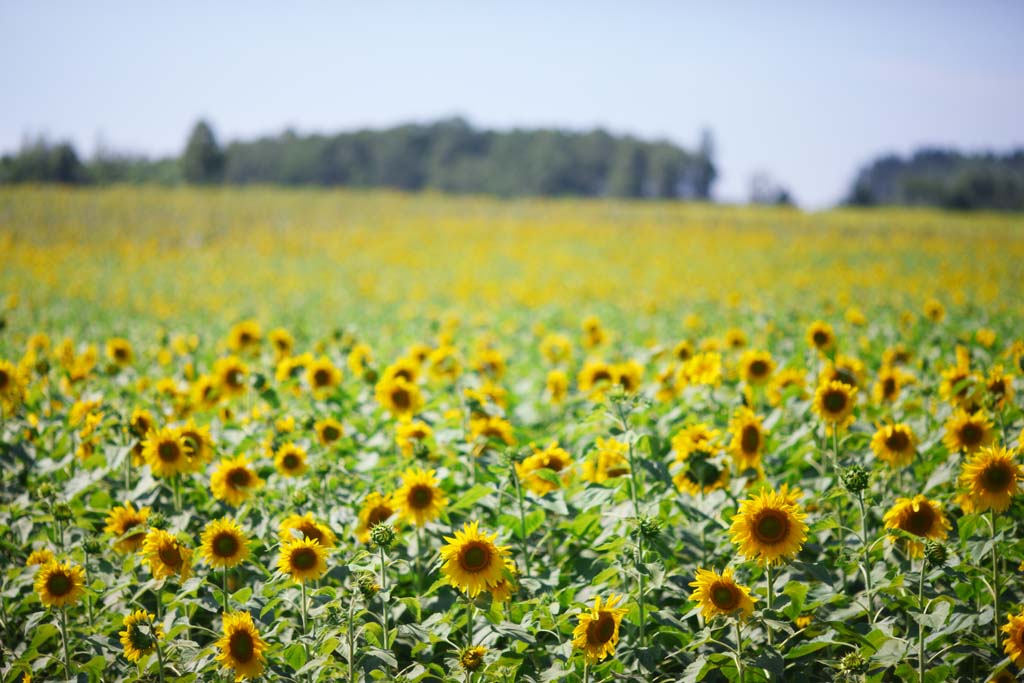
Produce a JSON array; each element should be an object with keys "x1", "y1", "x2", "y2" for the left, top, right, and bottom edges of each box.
[
  {"x1": 546, "y1": 369, "x2": 569, "y2": 405},
  {"x1": 688, "y1": 567, "x2": 756, "y2": 620},
  {"x1": 395, "y1": 467, "x2": 448, "y2": 526},
  {"x1": 812, "y1": 381, "x2": 857, "y2": 433},
  {"x1": 105, "y1": 338, "x2": 134, "y2": 367},
  {"x1": 923, "y1": 298, "x2": 945, "y2": 322},
  {"x1": 515, "y1": 442, "x2": 574, "y2": 495},
  {"x1": 439, "y1": 521, "x2": 511, "y2": 597},
  {"x1": 178, "y1": 420, "x2": 214, "y2": 471},
  {"x1": 26, "y1": 548, "x2": 55, "y2": 568},
  {"x1": 141, "y1": 529, "x2": 193, "y2": 581},
  {"x1": 274, "y1": 442, "x2": 308, "y2": 477},
  {"x1": 356, "y1": 492, "x2": 399, "y2": 543},
  {"x1": 487, "y1": 558, "x2": 519, "y2": 603},
  {"x1": 540, "y1": 333, "x2": 573, "y2": 364},
  {"x1": 214, "y1": 356, "x2": 249, "y2": 398},
  {"x1": 682, "y1": 351, "x2": 723, "y2": 387},
  {"x1": 1002, "y1": 610, "x2": 1024, "y2": 667},
  {"x1": 227, "y1": 320, "x2": 262, "y2": 353},
  {"x1": 820, "y1": 355, "x2": 865, "y2": 390},
  {"x1": 870, "y1": 423, "x2": 917, "y2": 468},
  {"x1": 216, "y1": 611, "x2": 268, "y2": 681},
  {"x1": 315, "y1": 417, "x2": 344, "y2": 446},
  {"x1": 943, "y1": 409, "x2": 994, "y2": 454},
  {"x1": 279, "y1": 512, "x2": 337, "y2": 548},
  {"x1": 739, "y1": 350, "x2": 775, "y2": 386},
  {"x1": 581, "y1": 315, "x2": 608, "y2": 349},
  {"x1": 728, "y1": 408, "x2": 766, "y2": 472},
  {"x1": 767, "y1": 367, "x2": 807, "y2": 406},
  {"x1": 460, "y1": 645, "x2": 488, "y2": 672},
  {"x1": 577, "y1": 359, "x2": 615, "y2": 398},
  {"x1": 104, "y1": 501, "x2": 152, "y2": 553},
  {"x1": 35, "y1": 561, "x2": 86, "y2": 607},
  {"x1": 730, "y1": 487, "x2": 809, "y2": 566},
  {"x1": 119, "y1": 609, "x2": 163, "y2": 662},
  {"x1": 805, "y1": 320, "x2": 835, "y2": 353},
  {"x1": 581, "y1": 437, "x2": 630, "y2": 484},
  {"x1": 129, "y1": 408, "x2": 155, "y2": 440},
  {"x1": 872, "y1": 365, "x2": 914, "y2": 404},
  {"x1": 200, "y1": 517, "x2": 250, "y2": 568},
  {"x1": 985, "y1": 365, "x2": 1015, "y2": 409},
  {"x1": 958, "y1": 446, "x2": 1023, "y2": 513},
  {"x1": 572, "y1": 594, "x2": 628, "y2": 664},
  {"x1": 347, "y1": 342, "x2": 374, "y2": 376},
  {"x1": 306, "y1": 356, "x2": 342, "y2": 398},
  {"x1": 396, "y1": 419, "x2": 432, "y2": 457},
  {"x1": 725, "y1": 328, "x2": 747, "y2": 349},
  {"x1": 277, "y1": 537, "x2": 329, "y2": 583},
  {"x1": 468, "y1": 415, "x2": 516, "y2": 446},
  {"x1": 141, "y1": 427, "x2": 191, "y2": 479},
  {"x1": 211, "y1": 455, "x2": 265, "y2": 507},
  {"x1": 613, "y1": 360, "x2": 644, "y2": 394},
  {"x1": 673, "y1": 339, "x2": 695, "y2": 362},
  {"x1": 268, "y1": 327, "x2": 294, "y2": 359},
  {"x1": 883, "y1": 495, "x2": 950, "y2": 557},
  {"x1": 939, "y1": 362, "x2": 979, "y2": 409},
  {"x1": 374, "y1": 375, "x2": 424, "y2": 417},
  {"x1": 0, "y1": 359, "x2": 27, "y2": 410}
]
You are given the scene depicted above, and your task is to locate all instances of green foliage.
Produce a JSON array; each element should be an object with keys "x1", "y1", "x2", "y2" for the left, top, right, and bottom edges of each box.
[{"x1": 181, "y1": 120, "x2": 225, "y2": 185}]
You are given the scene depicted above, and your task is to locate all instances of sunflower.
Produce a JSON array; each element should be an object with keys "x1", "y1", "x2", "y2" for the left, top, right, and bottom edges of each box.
[
  {"x1": 211, "y1": 455, "x2": 265, "y2": 506},
  {"x1": 805, "y1": 320, "x2": 835, "y2": 353},
  {"x1": 214, "y1": 356, "x2": 249, "y2": 398},
  {"x1": 26, "y1": 548, "x2": 56, "y2": 567},
  {"x1": 939, "y1": 363, "x2": 979, "y2": 408},
  {"x1": 0, "y1": 359, "x2": 27, "y2": 410},
  {"x1": 277, "y1": 537, "x2": 329, "y2": 583},
  {"x1": 105, "y1": 338, "x2": 134, "y2": 366},
  {"x1": 274, "y1": 443, "x2": 308, "y2": 477},
  {"x1": 577, "y1": 359, "x2": 615, "y2": 398},
  {"x1": 990, "y1": 666, "x2": 1016, "y2": 683},
  {"x1": 191, "y1": 375, "x2": 220, "y2": 410},
  {"x1": 923, "y1": 298, "x2": 945, "y2": 322},
  {"x1": 227, "y1": 320, "x2": 262, "y2": 353},
  {"x1": 104, "y1": 501, "x2": 152, "y2": 553},
  {"x1": 315, "y1": 417, "x2": 345, "y2": 446},
  {"x1": 487, "y1": 558, "x2": 519, "y2": 603},
  {"x1": 812, "y1": 381, "x2": 857, "y2": 433},
  {"x1": 546, "y1": 369, "x2": 569, "y2": 404},
  {"x1": 356, "y1": 492, "x2": 398, "y2": 543},
  {"x1": 581, "y1": 315, "x2": 608, "y2": 349},
  {"x1": 129, "y1": 408, "x2": 155, "y2": 439},
  {"x1": 958, "y1": 446, "x2": 1023, "y2": 513},
  {"x1": 141, "y1": 529, "x2": 193, "y2": 581},
  {"x1": 279, "y1": 512, "x2": 337, "y2": 548},
  {"x1": 178, "y1": 420, "x2": 214, "y2": 471},
  {"x1": 540, "y1": 333, "x2": 573, "y2": 364},
  {"x1": 582, "y1": 437, "x2": 630, "y2": 484},
  {"x1": 141, "y1": 427, "x2": 190, "y2": 479},
  {"x1": 870, "y1": 423, "x2": 917, "y2": 468},
  {"x1": 872, "y1": 365, "x2": 914, "y2": 404},
  {"x1": 268, "y1": 327, "x2": 294, "y2": 359},
  {"x1": 688, "y1": 567, "x2": 756, "y2": 620},
  {"x1": 515, "y1": 442, "x2": 574, "y2": 495},
  {"x1": 374, "y1": 375, "x2": 424, "y2": 417},
  {"x1": 820, "y1": 355, "x2": 866, "y2": 390},
  {"x1": 200, "y1": 517, "x2": 250, "y2": 568},
  {"x1": 428, "y1": 344, "x2": 462, "y2": 382},
  {"x1": 216, "y1": 611, "x2": 268, "y2": 681},
  {"x1": 613, "y1": 360, "x2": 644, "y2": 393},
  {"x1": 35, "y1": 561, "x2": 86, "y2": 607},
  {"x1": 347, "y1": 342, "x2": 374, "y2": 375},
  {"x1": 883, "y1": 495, "x2": 950, "y2": 557},
  {"x1": 380, "y1": 357, "x2": 421, "y2": 385},
  {"x1": 460, "y1": 645, "x2": 488, "y2": 672},
  {"x1": 728, "y1": 408, "x2": 766, "y2": 472},
  {"x1": 306, "y1": 356, "x2": 342, "y2": 398},
  {"x1": 943, "y1": 409, "x2": 994, "y2": 454},
  {"x1": 730, "y1": 487, "x2": 809, "y2": 566},
  {"x1": 673, "y1": 339, "x2": 695, "y2": 362},
  {"x1": 472, "y1": 348, "x2": 507, "y2": 380},
  {"x1": 725, "y1": 328, "x2": 747, "y2": 349},
  {"x1": 1002, "y1": 610, "x2": 1024, "y2": 667},
  {"x1": 119, "y1": 610, "x2": 163, "y2": 663},
  {"x1": 440, "y1": 521, "x2": 511, "y2": 597},
  {"x1": 396, "y1": 419, "x2": 432, "y2": 456},
  {"x1": 740, "y1": 350, "x2": 775, "y2": 386},
  {"x1": 767, "y1": 367, "x2": 807, "y2": 406},
  {"x1": 468, "y1": 415, "x2": 516, "y2": 446},
  {"x1": 985, "y1": 365, "x2": 1015, "y2": 409},
  {"x1": 572, "y1": 594, "x2": 628, "y2": 664},
  {"x1": 682, "y1": 352, "x2": 723, "y2": 387},
  {"x1": 395, "y1": 467, "x2": 448, "y2": 526}
]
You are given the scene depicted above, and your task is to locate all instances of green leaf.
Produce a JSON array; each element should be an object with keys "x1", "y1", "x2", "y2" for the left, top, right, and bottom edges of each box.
[
  {"x1": 284, "y1": 641, "x2": 308, "y2": 670},
  {"x1": 231, "y1": 586, "x2": 253, "y2": 604},
  {"x1": 448, "y1": 484, "x2": 494, "y2": 512}
]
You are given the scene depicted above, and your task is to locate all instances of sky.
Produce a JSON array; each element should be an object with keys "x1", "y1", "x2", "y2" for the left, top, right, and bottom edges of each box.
[{"x1": 2, "y1": 2, "x2": 1022, "y2": 207}]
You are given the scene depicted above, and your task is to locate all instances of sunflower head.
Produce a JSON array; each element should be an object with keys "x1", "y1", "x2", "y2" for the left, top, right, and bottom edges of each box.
[
  {"x1": 439, "y1": 521, "x2": 511, "y2": 597},
  {"x1": 35, "y1": 561, "x2": 86, "y2": 607},
  {"x1": 357, "y1": 492, "x2": 398, "y2": 543},
  {"x1": 375, "y1": 375, "x2": 424, "y2": 417},
  {"x1": 119, "y1": 610, "x2": 163, "y2": 662},
  {"x1": 315, "y1": 417, "x2": 344, "y2": 446},
  {"x1": 200, "y1": 517, "x2": 250, "y2": 568},
  {"x1": 728, "y1": 408, "x2": 765, "y2": 470},
  {"x1": 215, "y1": 611, "x2": 268, "y2": 680},
  {"x1": 812, "y1": 381, "x2": 857, "y2": 433},
  {"x1": 870, "y1": 423, "x2": 917, "y2": 468},
  {"x1": 943, "y1": 410, "x2": 995, "y2": 455},
  {"x1": 740, "y1": 350, "x2": 775, "y2": 386},
  {"x1": 460, "y1": 645, "x2": 487, "y2": 672},
  {"x1": 104, "y1": 501, "x2": 152, "y2": 553},
  {"x1": 306, "y1": 356, "x2": 342, "y2": 397},
  {"x1": 214, "y1": 356, "x2": 249, "y2": 398},
  {"x1": 395, "y1": 467, "x2": 448, "y2": 527},
  {"x1": 280, "y1": 512, "x2": 337, "y2": 548},
  {"x1": 688, "y1": 567, "x2": 756, "y2": 620},
  {"x1": 515, "y1": 442, "x2": 574, "y2": 495},
  {"x1": 1001, "y1": 611, "x2": 1024, "y2": 668},
  {"x1": 958, "y1": 446, "x2": 1023, "y2": 514},
  {"x1": 274, "y1": 443, "x2": 308, "y2": 478},
  {"x1": 729, "y1": 487, "x2": 809, "y2": 566},
  {"x1": 571, "y1": 594, "x2": 628, "y2": 664},
  {"x1": 141, "y1": 427, "x2": 190, "y2": 479},
  {"x1": 26, "y1": 548, "x2": 56, "y2": 568},
  {"x1": 806, "y1": 320, "x2": 835, "y2": 352},
  {"x1": 141, "y1": 529, "x2": 193, "y2": 581},
  {"x1": 211, "y1": 455, "x2": 265, "y2": 506},
  {"x1": 277, "y1": 537, "x2": 329, "y2": 583},
  {"x1": 883, "y1": 495, "x2": 951, "y2": 557},
  {"x1": 268, "y1": 327, "x2": 294, "y2": 358},
  {"x1": 227, "y1": 320, "x2": 262, "y2": 353}
]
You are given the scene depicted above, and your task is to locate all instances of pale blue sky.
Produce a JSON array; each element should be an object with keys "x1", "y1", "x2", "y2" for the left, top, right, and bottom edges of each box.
[{"x1": 2, "y1": 2, "x2": 1022, "y2": 206}]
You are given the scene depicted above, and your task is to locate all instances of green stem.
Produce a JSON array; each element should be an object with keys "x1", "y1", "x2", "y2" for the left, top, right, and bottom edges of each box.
[
  {"x1": 735, "y1": 619, "x2": 745, "y2": 683},
  {"x1": 583, "y1": 660, "x2": 589, "y2": 683},
  {"x1": 222, "y1": 569, "x2": 230, "y2": 613},
  {"x1": 83, "y1": 550, "x2": 94, "y2": 627},
  {"x1": 59, "y1": 606, "x2": 71, "y2": 680},
  {"x1": 347, "y1": 594, "x2": 357, "y2": 683},
  {"x1": 637, "y1": 534, "x2": 646, "y2": 650},
  {"x1": 511, "y1": 463, "x2": 531, "y2": 579},
  {"x1": 466, "y1": 599, "x2": 474, "y2": 649},
  {"x1": 171, "y1": 475, "x2": 182, "y2": 513},
  {"x1": 831, "y1": 428, "x2": 839, "y2": 475},
  {"x1": 379, "y1": 545, "x2": 390, "y2": 653},
  {"x1": 918, "y1": 561, "x2": 926, "y2": 682},
  {"x1": 764, "y1": 564, "x2": 775, "y2": 648},
  {"x1": 857, "y1": 493, "x2": 875, "y2": 623},
  {"x1": 990, "y1": 510, "x2": 1000, "y2": 651},
  {"x1": 153, "y1": 621, "x2": 167, "y2": 683},
  {"x1": 300, "y1": 580, "x2": 308, "y2": 635}
]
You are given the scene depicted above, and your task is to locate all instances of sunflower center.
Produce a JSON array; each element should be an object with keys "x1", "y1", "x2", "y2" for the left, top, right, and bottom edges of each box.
[
  {"x1": 313, "y1": 369, "x2": 331, "y2": 387},
  {"x1": 812, "y1": 331, "x2": 828, "y2": 346},
  {"x1": 981, "y1": 464, "x2": 1013, "y2": 492},
  {"x1": 545, "y1": 456, "x2": 566, "y2": 472},
  {"x1": 128, "y1": 623, "x2": 155, "y2": 651},
  {"x1": 181, "y1": 433, "x2": 201, "y2": 457},
  {"x1": 823, "y1": 389, "x2": 848, "y2": 414},
  {"x1": 586, "y1": 613, "x2": 617, "y2": 645},
  {"x1": 460, "y1": 542, "x2": 491, "y2": 572},
  {"x1": 322, "y1": 425, "x2": 341, "y2": 442},
  {"x1": 834, "y1": 370, "x2": 857, "y2": 388},
  {"x1": 960, "y1": 423, "x2": 983, "y2": 446},
  {"x1": 710, "y1": 583, "x2": 739, "y2": 611},
  {"x1": 391, "y1": 388, "x2": 411, "y2": 410},
  {"x1": 749, "y1": 360, "x2": 768, "y2": 377},
  {"x1": 229, "y1": 630, "x2": 255, "y2": 663},
  {"x1": 46, "y1": 572, "x2": 73, "y2": 597},
  {"x1": 0, "y1": 369, "x2": 9, "y2": 389},
  {"x1": 592, "y1": 370, "x2": 612, "y2": 384},
  {"x1": 618, "y1": 375, "x2": 636, "y2": 391},
  {"x1": 132, "y1": 418, "x2": 151, "y2": 436},
  {"x1": 741, "y1": 426, "x2": 760, "y2": 454},
  {"x1": 885, "y1": 430, "x2": 910, "y2": 452},
  {"x1": 282, "y1": 454, "x2": 301, "y2": 470},
  {"x1": 158, "y1": 545, "x2": 183, "y2": 568},
  {"x1": 989, "y1": 379, "x2": 1006, "y2": 395},
  {"x1": 291, "y1": 547, "x2": 318, "y2": 571},
  {"x1": 409, "y1": 485, "x2": 433, "y2": 509},
  {"x1": 158, "y1": 441, "x2": 181, "y2": 462},
  {"x1": 754, "y1": 510, "x2": 789, "y2": 544},
  {"x1": 114, "y1": 347, "x2": 128, "y2": 360},
  {"x1": 883, "y1": 378, "x2": 896, "y2": 397},
  {"x1": 903, "y1": 505, "x2": 935, "y2": 536},
  {"x1": 213, "y1": 532, "x2": 240, "y2": 558},
  {"x1": 227, "y1": 468, "x2": 252, "y2": 488},
  {"x1": 299, "y1": 523, "x2": 323, "y2": 544},
  {"x1": 367, "y1": 506, "x2": 393, "y2": 526},
  {"x1": 226, "y1": 370, "x2": 243, "y2": 388},
  {"x1": 687, "y1": 455, "x2": 722, "y2": 487}
]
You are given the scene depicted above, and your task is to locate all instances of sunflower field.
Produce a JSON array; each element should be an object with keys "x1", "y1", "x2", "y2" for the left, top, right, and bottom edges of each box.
[{"x1": 2, "y1": 186, "x2": 1024, "y2": 683}]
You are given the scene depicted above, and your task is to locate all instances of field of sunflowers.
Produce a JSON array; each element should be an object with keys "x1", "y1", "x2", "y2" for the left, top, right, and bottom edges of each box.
[{"x1": 1, "y1": 186, "x2": 1024, "y2": 682}]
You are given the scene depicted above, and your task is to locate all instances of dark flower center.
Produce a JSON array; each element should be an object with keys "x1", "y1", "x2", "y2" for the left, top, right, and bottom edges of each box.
[
  {"x1": 128, "y1": 622, "x2": 155, "y2": 651},
  {"x1": 885, "y1": 430, "x2": 911, "y2": 452},
  {"x1": 321, "y1": 425, "x2": 341, "y2": 442},
  {"x1": 686, "y1": 455, "x2": 722, "y2": 487},
  {"x1": 409, "y1": 485, "x2": 433, "y2": 509},
  {"x1": 47, "y1": 572, "x2": 72, "y2": 596},
  {"x1": 282, "y1": 454, "x2": 301, "y2": 470},
  {"x1": 213, "y1": 532, "x2": 240, "y2": 558},
  {"x1": 158, "y1": 545, "x2": 182, "y2": 568},
  {"x1": 741, "y1": 426, "x2": 760, "y2": 454},
  {"x1": 587, "y1": 613, "x2": 617, "y2": 644},
  {"x1": 981, "y1": 464, "x2": 1013, "y2": 492},
  {"x1": 903, "y1": 504, "x2": 936, "y2": 536},
  {"x1": 812, "y1": 331, "x2": 829, "y2": 346},
  {"x1": 749, "y1": 360, "x2": 769, "y2": 377},
  {"x1": 960, "y1": 423, "x2": 983, "y2": 447},
  {"x1": 0, "y1": 369, "x2": 9, "y2": 389},
  {"x1": 882, "y1": 378, "x2": 897, "y2": 397},
  {"x1": 823, "y1": 389, "x2": 848, "y2": 414},
  {"x1": 291, "y1": 547, "x2": 318, "y2": 571},
  {"x1": 299, "y1": 523, "x2": 324, "y2": 544},
  {"x1": 460, "y1": 542, "x2": 491, "y2": 572},
  {"x1": 313, "y1": 369, "x2": 331, "y2": 387},
  {"x1": 158, "y1": 441, "x2": 181, "y2": 462},
  {"x1": 754, "y1": 510, "x2": 790, "y2": 544},
  {"x1": 591, "y1": 370, "x2": 612, "y2": 384},
  {"x1": 367, "y1": 506, "x2": 392, "y2": 527},
  {"x1": 391, "y1": 388, "x2": 411, "y2": 410},
  {"x1": 229, "y1": 630, "x2": 255, "y2": 662},
  {"x1": 226, "y1": 370, "x2": 243, "y2": 387},
  {"x1": 710, "y1": 583, "x2": 739, "y2": 610},
  {"x1": 228, "y1": 468, "x2": 252, "y2": 488}
]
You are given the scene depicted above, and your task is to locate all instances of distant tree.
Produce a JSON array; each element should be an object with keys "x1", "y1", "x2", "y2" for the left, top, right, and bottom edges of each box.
[
  {"x1": 749, "y1": 171, "x2": 794, "y2": 206},
  {"x1": 0, "y1": 139, "x2": 86, "y2": 184},
  {"x1": 182, "y1": 120, "x2": 224, "y2": 184}
]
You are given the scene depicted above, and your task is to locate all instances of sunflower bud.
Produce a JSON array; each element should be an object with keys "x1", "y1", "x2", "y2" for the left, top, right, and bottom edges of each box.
[
  {"x1": 147, "y1": 512, "x2": 169, "y2": 530},
  {"x1": 837, "y1": 652, "x2": 868, "y2": 677},
  {"x1": 53, "y1": 502, "x2": 73, "y2": 521},
  {"x1": 291, "y1": 489, "x2": 309, "y2": 506},
  {"x1": 413, "y1": 441, "x2": 431, "y2": 460},
  {"x1": 460, "y1": 645, "x2": 487, "y2": 672},
  {"x1": 35, "y1": 482, "x2": 56, "y2": 499},
  {"x1": 83, "y1": 536, "x2": 104, "y2": 555},
  {"x1": 363, "y1": 368, "x2": 378, "y2": 384},
  {"x1": 924, "y1": 540, "x2": 948, "y2": 568},
  {"x1": 841, "y1": 465, "x2": 869, "y2": 493},
  {"x1": 370, "y1": 523, "x2": 396, "y2": 549},
  {"x1": 635, "y1": 515, "x2": 663, "y2": 540},
  {"x1": 357, "y1": 572, "x2": 380, "y2": 598}
]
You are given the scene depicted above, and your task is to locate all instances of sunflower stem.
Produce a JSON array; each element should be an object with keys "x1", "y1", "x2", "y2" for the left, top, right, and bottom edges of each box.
[
  {"x1": 466, "y1": 598, "x2": 474, "y2": 649},
  {"x1": 152, "y1": 620, "x2": 167, "y2": 683},
  {"x1": 347, "y1": 593, "x2": 357, "y2": 683},
  {"x1": 222, "y1": 569, "x2": 230, "y2": 613},
  {"x1": 300, "y1": 580, "x2": 308, "y2": 635},
  {"x1": 831, "y1": 429, "x2": 839, "y2": 476},
  {"x1": 415, "y1": 525, "x2": 424, "y2": 592},
  {"x1": 764, "y1": 564, "x2": 775, "y2": 649},
  {"x1": 917, "y1": 560, "x2": 927, "y2": 682},
  {"x1": 856, "y1": 492, "x2": 875, "y2": 624},
  {"x1": 379, "y1": 544, "x2": 391, "y2": 657},
  {"x1": 989, "y1": 509, "x2": 1000, "y2": 651},
  {"x1": 583, "y1": 660, "x2": 589, "y2": 683},
  {"x1": 734, "y1": 619, "x2": 745, "y2": 683},
  {"x1": 58, "y1": 605, "x2": 72, "y2": 680},
  {"x1": 510, "y1": 460, "x2": 531, "y2": 579},
  {"x1": 637, "y1": 535, "x2": 646, "y2": 651},
  {"x1": 171, "y1": 475, "x2": 182, "y2": 513}
]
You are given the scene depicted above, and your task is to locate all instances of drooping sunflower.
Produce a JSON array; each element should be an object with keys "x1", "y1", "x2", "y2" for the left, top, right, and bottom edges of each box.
[
  {"x1": 943, "y1": 409, "x2": 994, "y2": 455},
  {"x1": 200, "y1": 517, "x2": 250, "y2": 568},
  {"x1": 730, "y1": 487, "x2": 809, "y2": 566},
  {"x1": 178, "y1": 420, "x2": 214, "y2": 471},
  {"x1": 374, "y1": 375, "x2": 424, "y2": 417},
  {"x1": 26, "y1": 548, "x2": 55, "y2": 568},
  {"x1": 141, "y1": 427, "x2": 190, "y2": 479},
  {"x1": 141, "y1": 529, "x2": 193, "y2": 581},
  {"x1": 356, "y1": 492, "x2": 399, "y2": 543},
  {"x1": 274, "y1": 443, "x2": 308, "y2": 478},
  {"x1": 883, "y1": 495, "x2": 950, "y2": 557},
  {"x1": 688, "y1": 567, "x2": 756, "y2": 620},
  {"x1": 805, "y1": 320, "x2": 835, "y2": 353},
  {"x1": 1002, "y1": 610, "x2": 1024, "y2": 667},
  {"x1": 440, "y1": 521, "x2": 511, "y2": 597},
  {"x1": 119, "y1": 609, "x2": 163, "y2": 662},
  {"x1": 315, "y1": 417, "x2": 345, "y2": 447},
  {"x1": 306, "y1": 356, "x2": 342, "y2": 398},
  {"x1": 572, "y1": 594, "x2": 629, "y2": 664},
  {"x1": 104, "y1": 501, "x2": 152, "y2": 553},
  {"x1": 395, "y1": 467, "x2": 448, "y2": 527},
  {"x1": 577, "y1": 359, "x2": 615, "y2": 398},
  {"x1": 279, "y1": 512, "x2": 337, "y2": 548},
  {"x1": 870, "y1": 423, "x2": 917, "y2": 468},
  {"x1": 958, "y1": 446, "x2": 1023, "y2": 514},
  {"x1": 515, "y1": 442, "x2": 574, "y2": 495},
  {"x1": 985, "y1": 365, "x2": 1015, "y2": 409},
  {"x1": 728, "y1": 408, "x2": 766, "y2": 472},
  {"x1": 214, "y1": 356, "x2": 249, "y2": 399},
  {"x1": 812, "y1": 381, "x2": 857, "y2": 434},
  {"x1": 468, "y1": 415, "x2": 516, "y2": 446},
  {"x1": 739, "y1": 350, "x2": 775, "y2": 386},
  {"x1": 396, "y1": 419, "x2": 432, "y2": 457},
  {"x1": 581, "y1": 437, "x2": 630, "y2": 484},
  {"x1": 211, "y1": 455, "x2": 265, "y2": 507},
  {"x1": 277, "y1": 537, "x2": 329, "y2": 583},
  {"x1": 105, "y1": 337, "x2": 134, "y2": 367},
  {"x1": 227, "y1": 320, "x2": 262, "y2": 353},
  {"x1": 215, "y1": 611, "x2": 268, "y2": 681},
  {"x1": 35, "y1": 561, "x2": 86, "y2": 607}
]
